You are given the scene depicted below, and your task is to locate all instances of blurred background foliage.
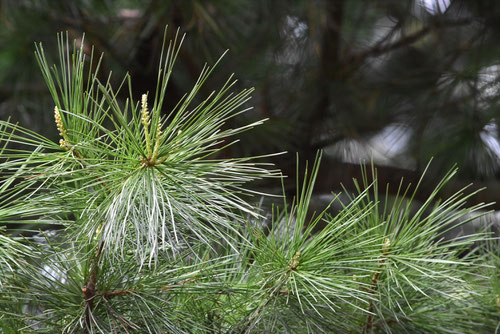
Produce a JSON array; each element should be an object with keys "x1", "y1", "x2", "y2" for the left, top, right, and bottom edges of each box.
[{"x1": 1, "y1": 0, "x2": 500, "y2": 209}]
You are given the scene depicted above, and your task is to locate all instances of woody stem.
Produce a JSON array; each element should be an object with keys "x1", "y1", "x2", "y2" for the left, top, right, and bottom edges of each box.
[{"x1": 83, "y1": 240, "x2": 104, "y2": 331}]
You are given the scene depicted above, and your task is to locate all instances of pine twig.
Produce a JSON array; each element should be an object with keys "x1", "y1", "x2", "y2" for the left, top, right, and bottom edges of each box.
[
  {"x1": 363, "y1": 237, "x2": 391, "y2": 333},
  {"x1": 82, "y1": 240, "x2": 104, "y2": 331}
]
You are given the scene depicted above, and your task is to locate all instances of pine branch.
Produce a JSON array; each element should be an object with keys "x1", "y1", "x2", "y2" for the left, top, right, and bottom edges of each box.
[
  {"x1": 347, "y1": 18, "x2": 474, "y2": 65},
  {"x1": 0, "y1": 23, "x2": 497, "y2": 333},
  {"x1": 363, "y1": 238, "x2": 391, "y2": 333},
  {"x1": 82, "y1": 240, "x2": 104, "y2": 330}
]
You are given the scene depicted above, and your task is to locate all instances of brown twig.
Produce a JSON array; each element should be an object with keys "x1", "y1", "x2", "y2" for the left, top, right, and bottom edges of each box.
[
  {"x1": 82, "y1": 241, "x2": 104, "y2": 331},
  {"x1": 346, "y1": 18, "x2": 474, "y2": 66}
]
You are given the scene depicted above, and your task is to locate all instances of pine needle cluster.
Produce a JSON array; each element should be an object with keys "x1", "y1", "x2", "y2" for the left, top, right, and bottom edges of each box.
[{"x1": 0, "y1": 28, "x2": 499, "y2": 333}]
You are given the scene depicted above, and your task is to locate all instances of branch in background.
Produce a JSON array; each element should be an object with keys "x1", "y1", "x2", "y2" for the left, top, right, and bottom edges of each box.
[
  {"x1": 302, "y1": 0, "x2": 344, "y2": 162},
  {"x1": 346, "y1": 18, "x2": 474, "y2": 65}
]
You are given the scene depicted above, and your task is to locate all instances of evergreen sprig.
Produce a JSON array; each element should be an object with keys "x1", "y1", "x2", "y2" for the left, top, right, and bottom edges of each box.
[{"x1": 0, "y1": 28, "x2": 498, "y2": 333}]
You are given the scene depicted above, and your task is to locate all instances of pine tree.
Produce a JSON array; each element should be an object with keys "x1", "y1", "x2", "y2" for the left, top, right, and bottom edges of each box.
[{"x1": 0, "y1": 28, "x2": 499, "y2": 334}]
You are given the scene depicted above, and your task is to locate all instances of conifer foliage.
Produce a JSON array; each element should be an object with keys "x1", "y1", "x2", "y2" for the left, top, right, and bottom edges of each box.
[{"x1": 0, "y1": 28, "x2": 499, "y2": 333}]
